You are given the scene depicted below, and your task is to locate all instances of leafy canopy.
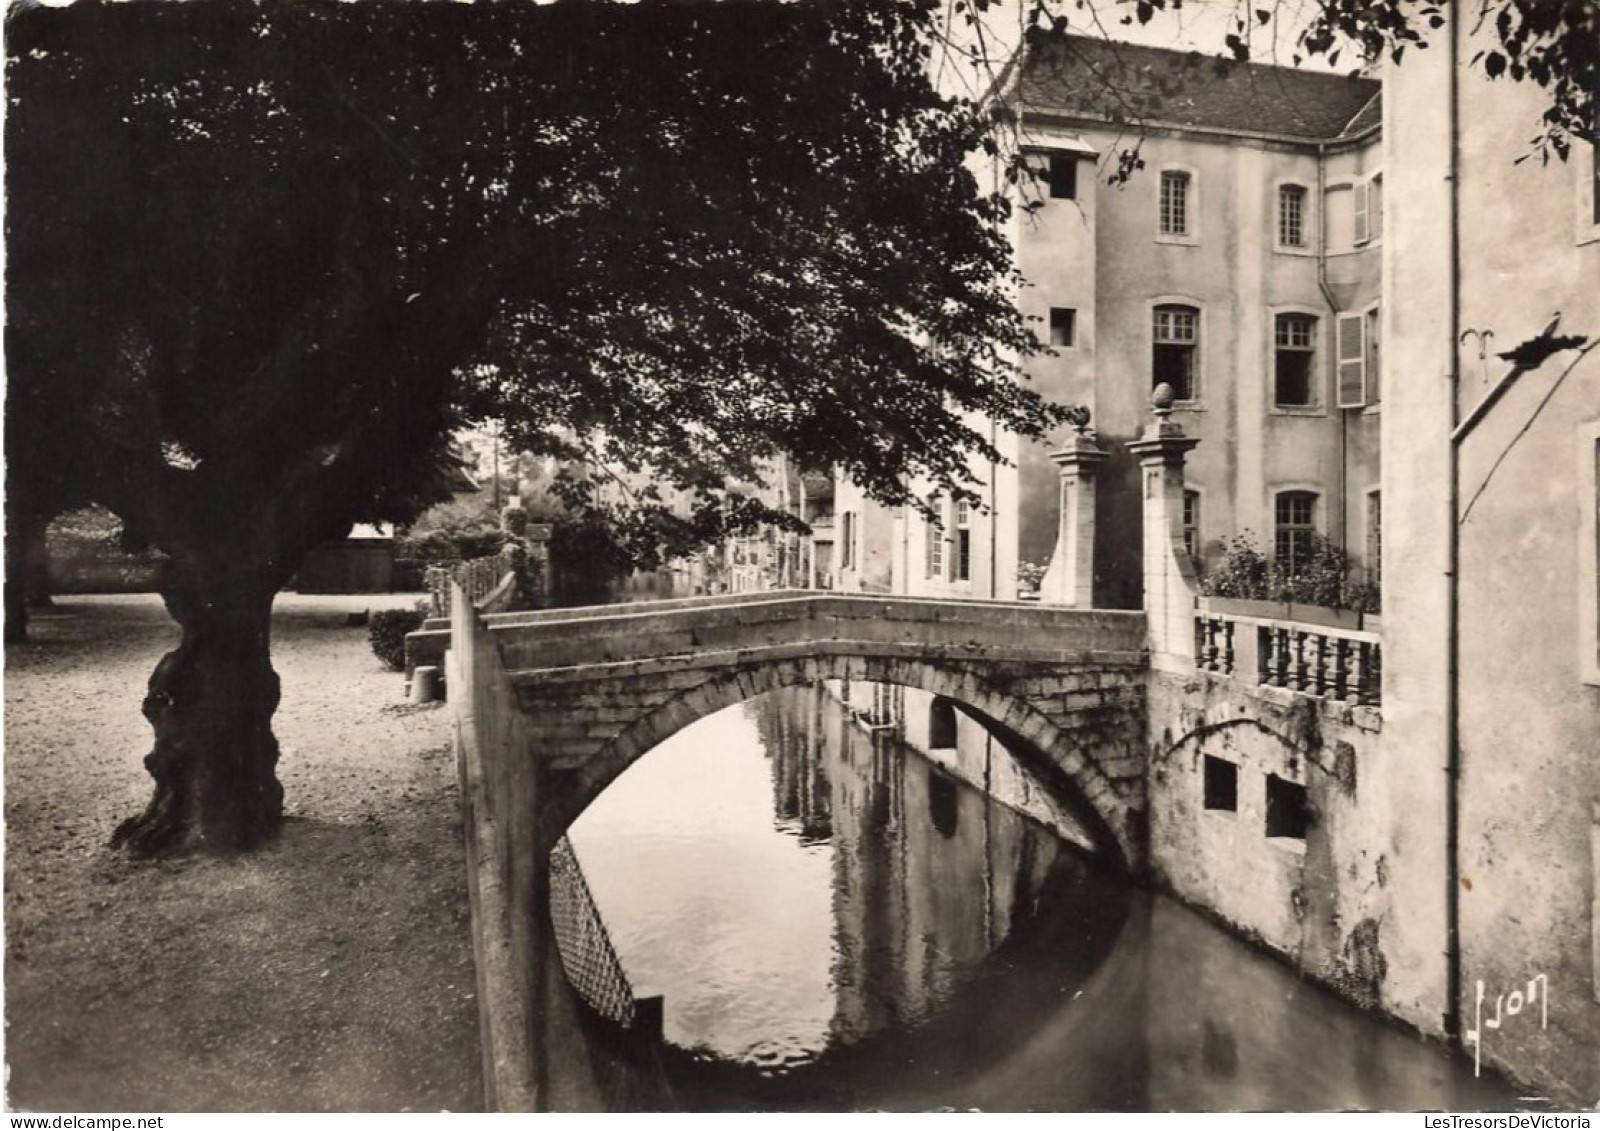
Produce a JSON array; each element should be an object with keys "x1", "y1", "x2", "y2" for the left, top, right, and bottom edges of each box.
[{"x1": 6, "y1": 0, "x2": 1066, "y2": 572}]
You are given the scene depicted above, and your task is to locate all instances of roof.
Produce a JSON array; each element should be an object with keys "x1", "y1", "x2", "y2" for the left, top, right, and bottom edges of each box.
[{"x1": 1016, "y1": 34, "x2": 1381, "y2": 143}]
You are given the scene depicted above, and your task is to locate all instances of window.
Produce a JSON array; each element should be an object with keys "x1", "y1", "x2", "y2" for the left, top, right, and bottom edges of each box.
[
  {"x1": 1337, "y1": 311, "x2": 1368, "y2": 408},
  {"x1": 1274, "y1": 491, "x2": 1318, "y2": 574},
  {"x1": 1265, "y1": 774, "x2": 1311, "y2": 839},
  {"x1": 953, "y1": 499, "x2": 972, "y2": 582},
  {"x1": 1183, "y1": 489, "x2": 1201, "y2": 560},
  {"x1": 924, "y1": 499, "x2": 944, "y2": 580},
  {"x1": 1274, "y1": 314, "x2": 1318, "y2": 407},
  {"x1": 1049, "y1": 153, "x2": 1078, "y2": 200},
  {"x1": 1366, "y1": 489, "x2": 1382, "y2": 592},
  {"x1": 1153, "y1": 304, "x2": 1200, "y2": 401},
  {"x1": 1049, "y1": 307, "x2": 1077, "y2": 348},
  {"x1": 1160, "y1": 170, "x2": 1191, "y2": 236},
  {"x1": 1203, "y1": 755, "x2": 1238, "y2": 812},
  {"x1": 1278, "y1": 184, "x2": 1307, "y2": 248},
  {"x1": 1324, "y1": 184, "x2": 1354, "y2": 252}
]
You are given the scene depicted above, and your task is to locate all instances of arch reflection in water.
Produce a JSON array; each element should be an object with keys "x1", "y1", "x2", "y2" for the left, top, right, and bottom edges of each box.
[{"x1": 567, "y1": 680, "x2": 1111, "y2": 1077}]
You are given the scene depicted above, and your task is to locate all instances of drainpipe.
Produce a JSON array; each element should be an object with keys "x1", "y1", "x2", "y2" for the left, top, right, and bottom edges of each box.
[
  {"x1": 1443, "y1": 2, "x2": 1464, "y2": 1043},
  {"x1": 989, "y1": 419, "x2": 1000, "y2": 599},
  {"x1": 1314, "y1": 141, "x2": 1350, "y2": 554}
]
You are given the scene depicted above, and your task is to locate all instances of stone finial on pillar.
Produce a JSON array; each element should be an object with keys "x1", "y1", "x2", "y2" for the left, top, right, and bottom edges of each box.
[
  {"x1": 1126, "y1": 383, "x2": 1201, "y2": 667},
  {"x1": 501, "y1": 501, "x2": 529, "y2": 537},
  {"x1": 1038, "y1": 408, "x2": 1107, "y2": 607}
]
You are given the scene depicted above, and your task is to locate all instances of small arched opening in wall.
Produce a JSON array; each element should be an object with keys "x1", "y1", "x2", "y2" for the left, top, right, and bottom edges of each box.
[
  {"x1": 541, "y1": 652, "x2": 1135, "y2": 873},
  {"x1": 928, "y1": 695, "x2": 959, "y2": 749}
]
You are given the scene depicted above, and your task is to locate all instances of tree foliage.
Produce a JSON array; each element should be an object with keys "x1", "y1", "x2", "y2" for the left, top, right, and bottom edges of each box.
[
  {"x1": 4, "y1": 0, "x2": 1063, "y2": 852},
  {"x1": 7, "y1": 0, "x2": 1594, "y2": 854}
]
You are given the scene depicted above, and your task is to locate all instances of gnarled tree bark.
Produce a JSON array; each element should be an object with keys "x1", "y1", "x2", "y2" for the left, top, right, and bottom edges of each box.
[{"x1": 112, "y1": 565, "x2": 285, "y2": 854}]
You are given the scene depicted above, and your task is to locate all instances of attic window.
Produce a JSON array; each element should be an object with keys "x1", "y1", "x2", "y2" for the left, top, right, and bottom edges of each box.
[{"x1": 1049, "y1": 153, "x2": 1078, "y2": 200}]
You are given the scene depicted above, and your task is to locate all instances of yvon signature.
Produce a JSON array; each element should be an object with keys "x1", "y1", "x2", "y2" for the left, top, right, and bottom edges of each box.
[{"x1": 1465, "y1": 973, "x2": 1549, "y2": 1077}]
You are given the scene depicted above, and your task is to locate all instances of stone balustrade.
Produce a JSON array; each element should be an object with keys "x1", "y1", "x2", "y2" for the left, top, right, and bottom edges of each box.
[{"x1": 1195, "y1": 602, "x2": 1382, "y2": 708}]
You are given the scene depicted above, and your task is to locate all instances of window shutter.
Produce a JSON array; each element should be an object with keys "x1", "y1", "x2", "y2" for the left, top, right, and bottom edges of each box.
[
  {"x1": 1337, "y1": 312, "x2": 1367, "y2": 408},
  {"x1": 1352, "y1": 180, "x2": 1370, "y2": 245}
]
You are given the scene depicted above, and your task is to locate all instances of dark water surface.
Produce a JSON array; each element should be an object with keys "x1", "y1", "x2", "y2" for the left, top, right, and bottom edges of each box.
[{"x1": 568, "y1": 684, "x2": 1518, "y2": 1112}]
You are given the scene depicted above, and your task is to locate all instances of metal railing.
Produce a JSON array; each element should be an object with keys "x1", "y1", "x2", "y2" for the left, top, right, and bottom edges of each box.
[
  {"x1": 426, "y1": 544, "x2": 528, "y2": 618},
  {"x1": 1196, "y1": 610, "x2": 1382, "y2": 708},
  {"x1": 548, "y1": 835, "x2": 638, "y2": 1029}
]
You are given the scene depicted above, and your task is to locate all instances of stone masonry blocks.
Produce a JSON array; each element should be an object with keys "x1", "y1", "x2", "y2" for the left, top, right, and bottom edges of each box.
[{"x1": 507, "y1": 609, "x2": 1150, "y2": 870}]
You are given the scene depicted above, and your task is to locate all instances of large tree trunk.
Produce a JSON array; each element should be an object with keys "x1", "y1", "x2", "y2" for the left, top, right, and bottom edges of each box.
[
  {"x1": 4, "y1": 508, "x2": 48, "y2": 644},
  {"x1": 23, "y1": 512, "x2": 55, "y2": 610},
  {"x1": 112, "y1": 567, "x2": 285, "y2": 855},
  {"x1": 4, "y1": 527, "x2": 28, "y2": 646}
]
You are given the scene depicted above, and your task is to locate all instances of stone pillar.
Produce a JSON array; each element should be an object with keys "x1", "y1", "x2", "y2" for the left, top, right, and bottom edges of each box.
[
  {"x1": 1038, "y1": 419, "x2": 1107, "y2": 607},
  {"x1": 524, "y1": 522, "x2": 552, "y2": 607},
  {"x1": 1127, "y1": 384, "x2": 1201, "y2": 670}
]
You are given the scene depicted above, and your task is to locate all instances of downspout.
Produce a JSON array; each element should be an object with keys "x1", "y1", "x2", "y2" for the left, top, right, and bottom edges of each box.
[
  {"x1": 1444, "y1": 2, "x2": 1464, "y2": 1043},
  {"x1": 1314, "y1": 141, "x2": 1350, "y2": 553},
  {"x1": 989, "y1": 419, "x2": 999, "y2": 599}
]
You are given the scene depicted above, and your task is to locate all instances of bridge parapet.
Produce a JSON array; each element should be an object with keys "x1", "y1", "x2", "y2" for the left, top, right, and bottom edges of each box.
[
  {"x1": 490, "y1": 592, "x2": 1145, "y2": 673},
  {"x1": 452, "y1": 589, "x2": 1152, "y2": 1110},
  {"x1": 480, "y1": 593, "x2": 1150, "y2": 871}
]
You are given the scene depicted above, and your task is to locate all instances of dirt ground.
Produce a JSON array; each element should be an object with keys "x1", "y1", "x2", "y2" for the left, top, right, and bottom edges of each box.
[{"x1": 3, "y1": 593, "x2": 482, "y2": 1113}]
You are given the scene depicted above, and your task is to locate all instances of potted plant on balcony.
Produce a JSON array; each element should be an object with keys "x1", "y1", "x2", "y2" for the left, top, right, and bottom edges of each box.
[{"x1": 1198, "y1": 533, "x2": 1379, "y2": 629}]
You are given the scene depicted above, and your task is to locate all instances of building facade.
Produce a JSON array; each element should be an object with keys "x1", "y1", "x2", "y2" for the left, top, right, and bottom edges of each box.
[
  {"x1": 1379, "y1": 7, "x2": 1599, "y2": 1102},
  {"x1": 1000, "y1": 36, "x2": 1384, "y2": 609}
]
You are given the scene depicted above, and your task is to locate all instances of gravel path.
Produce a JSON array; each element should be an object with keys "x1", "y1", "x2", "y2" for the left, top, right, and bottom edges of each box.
[{"x1": 4, "y1": 593, "x2": 482, "y2": 1113}]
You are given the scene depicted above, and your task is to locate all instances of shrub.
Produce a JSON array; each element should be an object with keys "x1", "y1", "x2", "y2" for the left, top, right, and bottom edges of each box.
[
  {"x1": 1016, "y1": 560, "x2": 1047, "y2": 597},
  {"x1": 1200, "y1": 534, "x2": 1271, "y2": 600},
  {"x1": 368, "y1": 604, "x2": 429, "y2": 671},
  {"x1": 1199, "y1": 531, "x2": 1380, "y2": 613},
  {"x1": 394, "y1": 500, "x2": 510, "y2": 563}
]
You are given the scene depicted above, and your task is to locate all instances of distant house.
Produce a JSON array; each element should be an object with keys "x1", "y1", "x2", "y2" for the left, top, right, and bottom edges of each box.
[{"x1": 293, "y1": 522, "x2": 395, "y2": 595}]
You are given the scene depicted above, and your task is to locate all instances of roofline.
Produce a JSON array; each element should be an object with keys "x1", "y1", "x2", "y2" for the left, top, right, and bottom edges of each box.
[
  {"x1": 1024, "y1": 29, "x2": 1382, "y2": 99},
  {"x1": 1338, "y1": 89, "x2": 1384, "y2": 139},
  {"x1": 978, "y1": 39, "x2": 1026, "y2": 111},
  {"x1": 1018, "y1": 104, "x2": 1381, "y2": 153}
]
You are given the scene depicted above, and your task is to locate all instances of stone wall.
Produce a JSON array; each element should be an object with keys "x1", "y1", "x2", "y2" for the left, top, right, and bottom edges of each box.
[
  {"x1": 1147, "y1": 668, "x2": 1391, "y2": 1010},
  {"x1": 519, "y1": 645, "x2": 1149, "y2": 871}
]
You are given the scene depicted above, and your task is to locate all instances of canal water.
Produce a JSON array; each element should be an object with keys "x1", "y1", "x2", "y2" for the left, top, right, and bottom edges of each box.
[{"x1": 567, "y1": 682, "x2": 1518, "y2": 1112}]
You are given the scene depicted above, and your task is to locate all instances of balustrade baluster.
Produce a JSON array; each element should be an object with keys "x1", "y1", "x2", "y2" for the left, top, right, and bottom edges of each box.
[
  {"x1": 1277, "y1": 626, "x2": 1291, "y2": 688},
  {"x1": 1220, "y1": 619, "x2": 1236, "y2": 675},
  {"x1": 1287, "y1": 629, "x2": 1305, "y2": 691},
  {"x1": 1305, "y1": 632, "x2": 1324, "y2": 696},
  {"x1": 1361, "y1": 641, "x2": 1383, "y2": 706},
  {"x1": 1332, "y1": 637, "x2": 1351, "y2": 701},
  {"x1": 1347, "y1": 640, "x2": 1366, "y2": 705}
]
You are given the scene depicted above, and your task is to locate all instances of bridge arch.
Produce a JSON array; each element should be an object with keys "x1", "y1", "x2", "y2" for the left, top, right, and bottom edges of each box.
[{"x1": 540, "y1": 650, "x2": 1135, "y2": 869}]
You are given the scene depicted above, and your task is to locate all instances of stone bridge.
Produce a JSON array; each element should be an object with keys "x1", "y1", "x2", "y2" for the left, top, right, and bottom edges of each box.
[{"x1": 460, "y1": 590, "x2": 1151, "y2": 869}]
